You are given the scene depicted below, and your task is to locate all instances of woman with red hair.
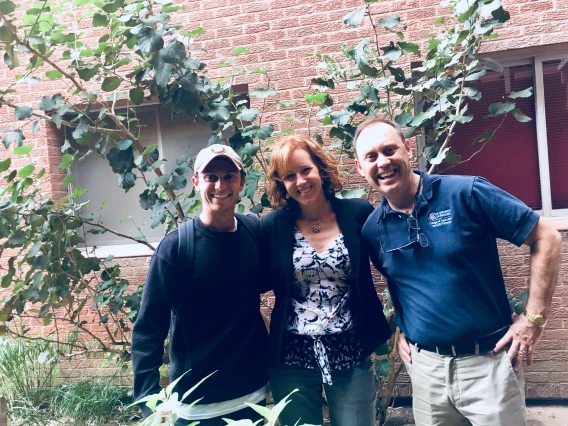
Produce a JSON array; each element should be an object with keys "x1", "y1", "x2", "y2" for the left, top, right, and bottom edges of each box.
[{"x1": 261, "y1": 135, "x2": 391, "y2": 426}]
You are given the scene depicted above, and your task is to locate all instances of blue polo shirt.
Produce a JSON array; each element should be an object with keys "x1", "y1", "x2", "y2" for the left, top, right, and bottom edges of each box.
[{"x1": 362, "y1": 171, "x2": 539, "y2": 346}]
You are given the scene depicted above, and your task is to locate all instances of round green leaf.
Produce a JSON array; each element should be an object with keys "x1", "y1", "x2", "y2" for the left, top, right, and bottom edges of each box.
[
  {"x1": 45, "y1": 70, "x2": 63, "y2": 80},
  {"x1": 236, "y1": 108, "x2": 259, "y2": 122},
  {"x1": 59, "y1": 153, "x2": 74, "y2": 169},
  {"x1": 129, "y1": 87, "x2": 144, "y2": 105},
  {"x1": 0, "y1": 0, "x2": 16, "y2": 14},
  {"x1": 92, "y1": 13, "x2": 108, "y2": 27},
  {"x1": 304, "y1": 92, "x2": 327, "y2": 104},
  {"x1": 375, "y1": 358, "x2": 391, "y2": 377},
  {"x1": 3, "y1": 129, "x2": 24, "y2": 148},
  {"x1": 181, "y1": 27, "x2": 205, "y2": 37},
  {"x1": 249, "y1": 88, "x2": 276, "y2": 99},
  {"x1": 343, "y1": 7, "x2": 365, "y2": 27},
  {"x1": 488, "y1": 102, "x2": 516, "y2": 115},
  {"x1": 101, "y1": 76, "x2": 122, "y2": 92},
  {"x1": 14, "y1": 105, "x2": 33, "y2": 120},
  {"x1": 0, "y1": 158, "x2": 11, "y2": 172},
  {"x1": 118, "y1": 139, "x2": 133, "y2": 150},
  {"x1": 14, "y1": 145, "x2": 32, "y2": 155},
  {"x1": 18, "y1": 163, "x2": 35, "y2": 178},
  {"x1": 231, "y1": 46, "x2": 249, "y2": 56},
  {"x1": 62, "y1": 172, "x2": 74, "y2": 187},
  {"x1": 373, "y1": 343, "x2": 390, "y2": 356}
]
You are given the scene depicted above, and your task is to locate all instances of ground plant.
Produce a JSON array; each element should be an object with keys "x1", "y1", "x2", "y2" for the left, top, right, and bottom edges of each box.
[
  {"x1": 136, "y1": 383, "x2": 313, "y2": 426},
  {"x1": 52, "y1": 379, "x2": 135, "y2": 426},
  {"x1": 0, "y1": 336, "x2": 59, "y2": 422},
  {"x1": 0, "y1": 0, "x2": 532, "y2": 422}
]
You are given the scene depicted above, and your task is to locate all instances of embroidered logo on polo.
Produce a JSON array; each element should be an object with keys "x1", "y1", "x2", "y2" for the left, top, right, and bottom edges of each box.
[{"x1": 427, "y1": 209, "x2": 452, "y2": 227}]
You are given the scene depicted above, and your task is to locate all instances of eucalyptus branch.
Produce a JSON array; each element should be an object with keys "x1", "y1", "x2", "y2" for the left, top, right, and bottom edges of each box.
[
  {"x1": 365, "y1": 5, "x2": 394, "y2": 118},
  {"x1": 105, "y1": 113, "x2": 186, "y2": 220},
  {"x1": 6, "y1": 328, "x2": 88, "y2": 351},
  {"x1": 136, "y1": 165, "x2": 149, "y2": 186},
  {"x1": 0, "y1": 101, "x2": 125, "y2": 135},
  {"x1": 427, "y1": 43, "x2": 472, "y2": 174},
  {"x1": 82, "y1": 219, "x2": 155, "y2": 250},
  {"x1": 0, "y1": 19, "x2": 182, "y2": 219},
  {"x1": 18, "y1": 210, "x2": 155, "y2": 250},
  {"x1": 61, "y1": 348, "x2": 115, "y2": 358},
  {"x1": 255, "y1": 153, "x2": 268, "y2": 176},
  {"x1": 443, "y1": 114, "x2": 508, "y2": 173},
  {"x1": 27, "y1": 0, "x2": 49, "y2": 38},
  {"x1": 306, "y1": 99, "x2": 315, "y2": 135},
  {"x1": 0, "y1": 11, "x2": 85, "y2": 93}
]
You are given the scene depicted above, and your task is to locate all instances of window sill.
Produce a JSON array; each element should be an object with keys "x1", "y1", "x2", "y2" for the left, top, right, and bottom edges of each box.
[
  {"x1": 79, "y1": 242, "x2": 158, "y2": 259},
  {"x1": 545, "y1": 217, "x2": 568, "y2": 232}
]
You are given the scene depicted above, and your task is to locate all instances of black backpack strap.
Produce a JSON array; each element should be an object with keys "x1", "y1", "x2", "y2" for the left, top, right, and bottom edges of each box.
[
  {"x1": 235, "y1": 213, "x2": 260, "y2": 249},
  {"x1": 177, "y1": 218, "x2": 195, "y2": 277}
]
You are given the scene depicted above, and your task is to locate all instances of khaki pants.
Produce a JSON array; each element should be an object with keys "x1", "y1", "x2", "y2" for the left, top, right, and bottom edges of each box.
[{"x1": 405, "y1": 344, "x2": 526, "y2": 426}]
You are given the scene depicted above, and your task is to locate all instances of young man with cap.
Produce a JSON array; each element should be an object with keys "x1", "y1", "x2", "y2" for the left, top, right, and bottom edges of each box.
[
  {"x1": 354, "y1": 117, "x2": 562, "y2": 426},
  {"x1": 132, "y1": 144, "x2": 269, "y2": 425}
]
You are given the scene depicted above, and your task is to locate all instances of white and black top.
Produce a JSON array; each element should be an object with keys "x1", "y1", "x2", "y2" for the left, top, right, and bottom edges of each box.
[{"x1": 282, "y1": 229, "x2": 365, "y2": 384}]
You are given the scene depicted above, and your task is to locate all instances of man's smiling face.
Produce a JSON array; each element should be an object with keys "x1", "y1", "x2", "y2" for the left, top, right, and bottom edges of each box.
[
  {"x1": 191, "y1": 157, "x2": 244, "y2": 215},
  {"x1": 354, "y1": 122, "x2": 413, "y2": 200}
]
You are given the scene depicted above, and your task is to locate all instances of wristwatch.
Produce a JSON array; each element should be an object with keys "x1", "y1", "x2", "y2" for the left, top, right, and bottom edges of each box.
[{"x1": 523, "y1": 310, "x2": 548, "y2": 328}]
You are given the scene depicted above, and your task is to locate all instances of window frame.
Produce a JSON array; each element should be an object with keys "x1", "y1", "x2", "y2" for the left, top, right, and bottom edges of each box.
[
  {"x1": 66, "y1": 83, "x2": 251, "y2": 257},
  {"x1": 416, "y1": 50, "x2": 568, "y2": 228},
  {"x1": 66, "y1": 102, "x2": 176, "y2": 258}
]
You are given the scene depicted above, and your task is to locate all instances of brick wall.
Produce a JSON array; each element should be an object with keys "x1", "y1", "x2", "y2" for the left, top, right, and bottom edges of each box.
[{"x1": 1, "y1": 0, "x2": 567, "y2": 397}]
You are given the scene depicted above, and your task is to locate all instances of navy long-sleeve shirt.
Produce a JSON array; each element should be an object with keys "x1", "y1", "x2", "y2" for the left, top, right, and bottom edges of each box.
[{"x1": 131, "y1": 218, "x2": 269, "y2": 416}]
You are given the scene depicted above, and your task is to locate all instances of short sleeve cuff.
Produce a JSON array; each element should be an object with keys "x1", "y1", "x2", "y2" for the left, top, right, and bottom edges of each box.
[{"x1": 510, "y1": 210, "x2": 540, "y2": 247}]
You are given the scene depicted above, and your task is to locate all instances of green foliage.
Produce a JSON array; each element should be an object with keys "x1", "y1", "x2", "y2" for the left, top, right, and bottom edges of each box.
[
  {"x1": 137, "y1": 381, "x2": 308, "y2": 426},
  {"x1": 311, "y1": 0, "x2": 530, "y2": 173},
  {"x1": 508, "y1": 288, "x2": 529, "y2": 315},
  {"x1": 0, "y1": 336, "x2": 59, "y2": 424},
  {"x1": 0, "y1": 10, "x2": 528, "y2": 422},
  {"x1": 51, "y1": 379, "x2": 133, "y2": 425}
]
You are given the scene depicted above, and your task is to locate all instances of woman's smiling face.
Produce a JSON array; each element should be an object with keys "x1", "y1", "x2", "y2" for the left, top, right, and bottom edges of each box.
[{"x1": 280, "y1": 148, "x2": 326, "y2": 208}]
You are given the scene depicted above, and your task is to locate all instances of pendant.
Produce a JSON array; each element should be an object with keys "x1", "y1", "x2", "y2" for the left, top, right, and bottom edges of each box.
[{"x1": 312, "y1": 223, "x2": 321, "y2": 233}]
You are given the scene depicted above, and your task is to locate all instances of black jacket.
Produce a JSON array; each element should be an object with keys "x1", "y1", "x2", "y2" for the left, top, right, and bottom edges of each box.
[
  {"x1": 132, "y1": 219, "x2": 268, "y2": 417},
  {"x1": 260, "y1": 196, "x2": 392, "y2": 366}
]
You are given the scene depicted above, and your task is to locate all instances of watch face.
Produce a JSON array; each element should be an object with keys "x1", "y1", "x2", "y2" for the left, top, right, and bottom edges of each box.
[{"x1": 525, "y1": 312, "x2": 547, "y2": 327}]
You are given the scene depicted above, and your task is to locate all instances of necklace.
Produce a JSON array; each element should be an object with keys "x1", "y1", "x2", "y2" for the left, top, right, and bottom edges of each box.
[{"x1": 302, "y1": 203, "x2": 331, "y2": 234}]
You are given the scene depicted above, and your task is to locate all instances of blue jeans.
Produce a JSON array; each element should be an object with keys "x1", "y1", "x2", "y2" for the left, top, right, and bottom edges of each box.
[{"x1": 269, "y1": 357, "x2": 376, "y2": 426}]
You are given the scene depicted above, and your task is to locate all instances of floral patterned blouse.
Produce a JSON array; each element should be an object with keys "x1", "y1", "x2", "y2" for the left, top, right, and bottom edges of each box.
[{"x1": 281, "y1": 230, "x2": 365, "y2": 384}]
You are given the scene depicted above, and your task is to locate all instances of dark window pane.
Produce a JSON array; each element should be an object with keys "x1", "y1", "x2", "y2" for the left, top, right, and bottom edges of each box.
[
  {"x1": 438, "y1": 64, "x2": 541, "y2": 210},
  {"x1": 543, "y1": 58, "x2": 568, "y2": 210}
]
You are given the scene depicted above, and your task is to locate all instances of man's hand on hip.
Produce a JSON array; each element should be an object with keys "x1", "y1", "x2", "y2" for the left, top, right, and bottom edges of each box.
[
  {"x1": 494, "y1": 315, "x2": 544, "y2": 371},
  {"x1": 398, "y1": 332, "x2": 412, "y2": 364}
]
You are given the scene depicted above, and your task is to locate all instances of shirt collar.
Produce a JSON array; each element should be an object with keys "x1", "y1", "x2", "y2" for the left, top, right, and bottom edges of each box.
[{"x1": 377, "y1": 170, "x2": 441, "y2": 219}]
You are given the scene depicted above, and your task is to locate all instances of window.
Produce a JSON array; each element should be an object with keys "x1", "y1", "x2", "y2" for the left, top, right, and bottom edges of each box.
[
  {"x1": 66, "y1": 104, "x2": 211, "y2": 256},
  {"x1": 423, "y1": 52, "x2": 568, "y2": 220}
]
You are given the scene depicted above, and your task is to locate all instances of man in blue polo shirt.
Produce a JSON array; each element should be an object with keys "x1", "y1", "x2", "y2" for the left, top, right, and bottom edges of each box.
[{"x1": 354, "y1": 117, "x2": 561, "y2": 426}]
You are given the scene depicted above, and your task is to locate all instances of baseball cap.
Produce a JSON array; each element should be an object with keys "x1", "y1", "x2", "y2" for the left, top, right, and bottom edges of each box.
[{"x1": 194, "y1": 144, "x2": 243, "y2": 173}]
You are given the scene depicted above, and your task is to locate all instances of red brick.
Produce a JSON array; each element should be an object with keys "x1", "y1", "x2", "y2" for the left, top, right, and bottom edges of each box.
[
  {"x1": 242, "y1": 1, "x2": 270, "y2": 13},
  {"x1": 542, "y1": 32, "x2": 568, "y2": 44},
  {"x1": 285, "y1": 4, "x2": 315, "y2": 17},
  {"x1": 215, "y1": 26, "x2": 244, "y2": 38},
  {"x1": 245, "y1": 22, "x2": 271, "y2": 33},
  {"x1": 270, "y1": 17, "x2": 300, "y2": 30},
  {"x1": 519, "y1": 0, "x2": 554, "y2": 14}
]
